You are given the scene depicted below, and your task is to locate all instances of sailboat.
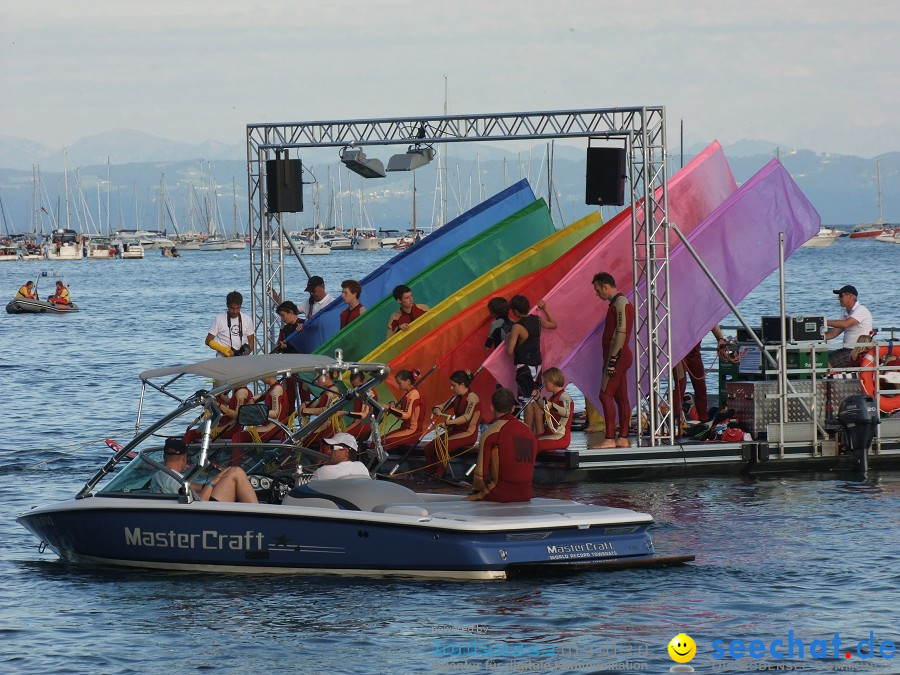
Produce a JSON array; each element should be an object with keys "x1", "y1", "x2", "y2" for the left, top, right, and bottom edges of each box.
[
  {"x1": 850, "y1": 159, "x2": 891, "y2": 238},
  {"x1": 224, "y1": 179, "x2": 247, "y2": 250},
  {"x1": 45, "y1": 149, "x2": 84, "y2": 261}
]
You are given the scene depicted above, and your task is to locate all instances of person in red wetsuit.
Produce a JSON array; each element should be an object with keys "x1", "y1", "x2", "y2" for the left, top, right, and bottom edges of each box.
[
  {"x1": 423, "y1": 370, "x2": 481, "y2": 478},
  {"x1": 467, "y1": 388, "x2": 536, "y2": 503},
  {"x1": 591, "y1": 272, "x2": 634, "y2": 449},
  {"x1": 536, "y1": 367, "x2": 574, "y2": 454},
  {"x1": 339, "y1": 279, "x2": 366, "y2": 328},
  {"x1": 672, "y1": 325, "x2": 728, "y2": 426},
  {"x1": 383, "y1": 369, "x2": 426, "y2": 452},
  {"x1": 386, "y1": 285, "x2": 429, "y2": 338},
  {"x1": 299, "y1": 370, "x2": 343, "y2": 450},
  {"x1": 274, "y1": 301, "x2": 304, "y2": 353},
  {"x1": 232, "y1": 375, "x2": 289, "y2": 444},
  {"x1": 335, "y1": 371, "x2": 377, "y2": 445}
]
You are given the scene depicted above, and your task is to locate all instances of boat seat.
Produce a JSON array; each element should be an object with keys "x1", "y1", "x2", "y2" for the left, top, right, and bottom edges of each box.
[
  {"x1": 286, "y1": 477, "x2": 424, "y2": 511},
  {"x1": 371, "y1": 504, "x2": 431, "y2": 517},
  {"x1": 281, "y1": 495, "x2": 340, "y2": 509}
]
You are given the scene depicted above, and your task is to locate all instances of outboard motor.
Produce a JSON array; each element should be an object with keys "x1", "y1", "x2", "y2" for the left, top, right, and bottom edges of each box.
[{"x1": 837, "y1": 394, "x2": 880, "y2": 476}]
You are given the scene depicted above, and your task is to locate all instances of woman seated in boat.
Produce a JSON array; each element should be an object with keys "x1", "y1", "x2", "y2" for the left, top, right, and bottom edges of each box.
[
  {"x1": 423, "y1": 370, "x2": 481, "y2": 479},
  {"x1": 334, "y1": 371, "x2": 377, "y2": 446},
  {"x1": 466, "y1": 387, "x2": 537, "y2": 503},
  {"x1": 152, "y1": 438, "x2": 258, "y2": 503},
  {"x1": 383, "y1": 369, "x2": 427, "y2": 452},
  {"x1": 15, "y1": 281, "x2": 38, "y2": 300},
  {"x1": 535, "y1": 367, "x2": 574, "y2": 454},
  {"x1": 299, "y1": 370, "x2": 343, "y2": 450},
  {"x1": 232, "y1": 375, "x2": 289, "y2": 445},
  {"x1": 48, "y1": 281, "x2": 70, "y2": 305}
]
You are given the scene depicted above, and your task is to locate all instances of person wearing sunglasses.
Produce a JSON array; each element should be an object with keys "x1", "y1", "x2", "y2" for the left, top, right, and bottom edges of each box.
[
  {"x1": 826, "y1": 285, "x2": 873, "y2": 368},
  {"x1": 309, "y1": 433, "x2": 371, "y2": 481}
]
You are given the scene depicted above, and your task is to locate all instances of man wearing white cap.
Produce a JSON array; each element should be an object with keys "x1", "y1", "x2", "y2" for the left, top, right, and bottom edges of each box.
[
  {"x1": 310, "y1": 433, "x2": 371, "y2": 481},
  {"x1": 826, "y1": 284, "x2": 873, "y2": 367}
]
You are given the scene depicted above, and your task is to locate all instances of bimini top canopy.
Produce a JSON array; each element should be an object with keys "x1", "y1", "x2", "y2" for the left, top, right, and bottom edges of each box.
[{"x1": 139, "y1": 354, "x2": 339, "y2": 389}]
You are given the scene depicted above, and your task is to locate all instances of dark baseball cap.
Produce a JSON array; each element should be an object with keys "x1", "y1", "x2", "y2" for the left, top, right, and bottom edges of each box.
[
  {"x1": 833, "y1": 285, "x2": 858, "y2": 297},
  {"x1": 164, "y1": 438, "x2": 188, "y2": 455},
  {"x1": 305, "y1": 275, "x2": 324, "y2": 292}
]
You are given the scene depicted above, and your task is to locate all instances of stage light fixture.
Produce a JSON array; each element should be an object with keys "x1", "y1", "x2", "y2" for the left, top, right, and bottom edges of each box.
[
  {"x1": 387, "y1": 144, "x2": 435, "y2": 172},
  {"x1": 340, "y1": 146, "x2": 386, "y2": 179}
]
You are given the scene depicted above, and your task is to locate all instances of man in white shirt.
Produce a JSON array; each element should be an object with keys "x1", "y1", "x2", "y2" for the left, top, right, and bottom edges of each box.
[
  {"x1": 206, "y1": 290, "x2": 256, "y2": 357},
  {"x1": 826, "y1": 284, "x2": 874, "y2": 367},
  {"x1": 298, "y1": 276, "x2": 334, "y2": 319},
  {"x1": 310, "y1": 433, "x2": 371, "y2": 481}
]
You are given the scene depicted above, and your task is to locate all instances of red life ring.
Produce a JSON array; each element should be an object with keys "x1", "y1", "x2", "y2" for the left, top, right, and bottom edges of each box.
[{"x1": 859, "y1": 344, "x2": 900, "y2": 413}]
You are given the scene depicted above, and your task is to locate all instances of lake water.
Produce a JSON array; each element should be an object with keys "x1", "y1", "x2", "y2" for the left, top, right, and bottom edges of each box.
[{"x1": 1, "y1": 236, "x2": 898, "y2": 674}]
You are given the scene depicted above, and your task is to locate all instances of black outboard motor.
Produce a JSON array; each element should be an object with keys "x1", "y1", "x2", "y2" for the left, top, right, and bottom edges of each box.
[{"x1": 837, "y1": 394, "x2": 880, "y2": 476}]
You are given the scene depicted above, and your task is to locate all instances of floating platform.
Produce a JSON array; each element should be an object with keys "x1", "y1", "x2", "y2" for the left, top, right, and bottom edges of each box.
[{"x1": 387, "y1": 417, "x2": 900, "y2": 483}]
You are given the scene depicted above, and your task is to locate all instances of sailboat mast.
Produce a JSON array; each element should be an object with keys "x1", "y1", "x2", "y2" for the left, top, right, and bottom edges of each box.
[
  {"x1": 876, "y1": 159, "x2": 883, "y2": 225},
  {"x1": 63, "y1": 148, "x2": 71, "y2": 230},
  {"x1": 106, "y1": 157, "x2": 111, "y2": 235}
]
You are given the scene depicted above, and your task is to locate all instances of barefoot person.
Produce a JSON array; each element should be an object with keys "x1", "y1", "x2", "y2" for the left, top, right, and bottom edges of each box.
[{"x1": 591, "y1": 272, "x2": 633, "y2": 449}]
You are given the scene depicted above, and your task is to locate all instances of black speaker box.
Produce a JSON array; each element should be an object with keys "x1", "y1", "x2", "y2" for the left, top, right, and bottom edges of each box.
[
  {"x1": 266, "y1": 158, "x2": 303, "y2": 213},
  {"x1": 736, "y1": 326, "x2": 763, "y2": 343},
  {"x1": 585, "y1": 147, "x2": 626, "y2": 206}
]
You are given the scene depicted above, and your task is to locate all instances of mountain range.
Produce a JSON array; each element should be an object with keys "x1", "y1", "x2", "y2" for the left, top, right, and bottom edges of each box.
[{"x1": 0, "y1": 129, "x2": 896, "y2": 232}]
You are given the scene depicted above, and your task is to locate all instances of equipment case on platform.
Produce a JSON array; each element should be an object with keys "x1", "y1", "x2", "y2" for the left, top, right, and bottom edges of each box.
[
  {"x1": 725, "y1": 379, "x2": 861, "y2": 434},
  {"x1": 761, "y1": 316, "x2": 826, "y2": 343}
]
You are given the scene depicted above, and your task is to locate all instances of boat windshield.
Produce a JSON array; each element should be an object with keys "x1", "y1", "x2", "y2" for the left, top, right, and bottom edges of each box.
[{"x1": 100, "y1": 440, "x2": 306, "y2": 496}]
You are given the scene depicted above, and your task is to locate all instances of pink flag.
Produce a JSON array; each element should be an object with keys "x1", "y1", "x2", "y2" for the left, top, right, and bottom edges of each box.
[
  {"x1": 561, "y1": 159, "x2": 821, "y2": 410},
  {"x1": 483, "y1": 140, "x2": 738, "y2": 392}
]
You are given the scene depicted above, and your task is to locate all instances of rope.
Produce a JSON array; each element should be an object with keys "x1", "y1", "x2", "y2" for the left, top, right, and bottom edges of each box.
[
  {"x1": 20, "y1": 433, "x2": 132, "y2": 470},
  {"x1": 380, "y1": 445, "x2": 475, "y2": 478},
  {"x1": 434, "y1": 425, "x2": 450, "y2": 469}
]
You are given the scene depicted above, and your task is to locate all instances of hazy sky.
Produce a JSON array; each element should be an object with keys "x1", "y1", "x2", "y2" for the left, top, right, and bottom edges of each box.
[{"x1": 2, "y1": 0, "x2": 899, "y2": 157}]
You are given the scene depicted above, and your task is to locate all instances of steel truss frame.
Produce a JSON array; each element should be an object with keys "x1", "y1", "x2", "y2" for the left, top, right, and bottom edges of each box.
[{"x1": 246, "y1": 107, "x2": 673, "y2": 446}]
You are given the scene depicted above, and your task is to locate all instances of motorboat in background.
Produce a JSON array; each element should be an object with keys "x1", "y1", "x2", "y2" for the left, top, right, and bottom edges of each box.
[
  {"x1": 875, "y1": 228, "x2": 900, "y2": 244},
  {"x1": 85, "y1": 236, "x2": 116, "y2": 259},
  {"x1": 16, "y1": 354, "x2": 692, "y2": 579},
  {"x1": 352, "y1": 228, "x2": 381, "y2": 250},
  {"x1": 44, "y1": 228, "x2": 83, "y2": 260},
  {"x1": 0, "y1": 244, "x2": 17, "y2": 261},
  {"x1": 112, "y1": 235, "x2": 145, "y2": 259},
  {"x1": 801, "y1": 226, "x2": 842, "y2": 247}
]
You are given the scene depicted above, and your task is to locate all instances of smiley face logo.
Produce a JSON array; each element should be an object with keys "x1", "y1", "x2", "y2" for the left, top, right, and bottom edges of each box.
[{"x1": 668, "y1": 633, "x2": 696, "y2": 663}]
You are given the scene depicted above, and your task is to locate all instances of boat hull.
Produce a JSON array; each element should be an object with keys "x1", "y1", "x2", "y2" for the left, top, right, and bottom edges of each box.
[
  {"x1": 6, "y1": 299, "x2": 80, "y2": 314},
  {"x1": 17, "y1": 495, "x2": 670, "y2": 579}
]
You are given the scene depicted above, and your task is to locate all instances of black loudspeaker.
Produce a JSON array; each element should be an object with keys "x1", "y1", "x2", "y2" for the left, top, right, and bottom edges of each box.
[
  {"x1": 266, "y1": 158, "x2": 303, "y2": 213},
  {"x1": 585, "y1": 147, "x2": 626, "y2": 206}
]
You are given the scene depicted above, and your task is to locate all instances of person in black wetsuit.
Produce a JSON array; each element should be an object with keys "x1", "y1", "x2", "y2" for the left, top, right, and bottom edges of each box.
[{"x1": 505, "y1": 294, "x2": 557, "y2": 434}]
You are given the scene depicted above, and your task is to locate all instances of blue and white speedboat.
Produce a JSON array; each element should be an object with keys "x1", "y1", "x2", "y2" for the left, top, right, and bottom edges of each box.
[{"x1": 18, "y1": 354, "x2": 692, "y2": 580}]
